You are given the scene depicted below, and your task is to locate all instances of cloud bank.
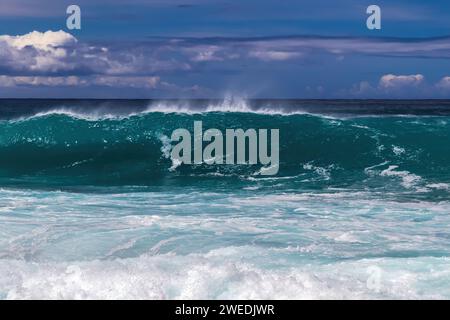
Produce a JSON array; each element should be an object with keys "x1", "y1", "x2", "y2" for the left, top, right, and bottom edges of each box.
[
  {"x1": 2, "y1": 30, "x2": 450, "y2": 97},
  {"x1": 379, "y1": 74, "x2": 424, "y2": 89}
]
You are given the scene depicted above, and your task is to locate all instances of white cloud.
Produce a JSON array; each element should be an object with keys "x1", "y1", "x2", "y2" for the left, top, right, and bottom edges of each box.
[
  {"x1": 379, "y1": 74, "x2": 424, "y2": 89},
  {"x1": 0, "y1": 30, "x2": 76, "y2": 52},
  {"x1": 0, "y1": 30, "x2": 77, "y2": 73},
  {"x1": 92, "y1": 76, "x2": 161, "y2": 88},
  {"x1": 0, "y1": 76, "x2": 83, "y2": 87},
  {"x1": 186, "y1": 45, "x2": 224, "y2": 62},
  {"x1": 248, "y1": 50, "x2": 302, "y2": 61},
  {"x1": 347, "y1": 74, "x2": 430, "y2": 98},
  {"x1": 0, "y1": 75, "x2": 161, "y2": 88},
  {"x1": 0, "y1": 30, "x2": 190, "y2": 75},
  {"x1": 436, "y1": 77, "x2": 450, "y2": 90}
]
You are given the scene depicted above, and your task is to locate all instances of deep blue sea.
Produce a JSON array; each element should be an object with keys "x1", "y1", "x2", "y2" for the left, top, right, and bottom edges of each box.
[{"x1": 1, "y1": 98, "x2": 450, "y2": 299}]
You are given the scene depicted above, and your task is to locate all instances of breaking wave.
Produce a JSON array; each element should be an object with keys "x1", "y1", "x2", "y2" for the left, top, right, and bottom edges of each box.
[{"x1": 0, "y1": 100, "x2": 448, "y2": 197}]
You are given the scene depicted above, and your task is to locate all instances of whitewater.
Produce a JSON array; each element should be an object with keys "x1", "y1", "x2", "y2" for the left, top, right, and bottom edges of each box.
[{"x1": 1, "y1": 99, "x2": 450, "y2": 299}]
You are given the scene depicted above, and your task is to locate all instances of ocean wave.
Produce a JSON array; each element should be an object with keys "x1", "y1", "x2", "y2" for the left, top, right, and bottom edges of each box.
[
  {"x1": 7, "y1": 98, "x2": 450, "y2": 122},
  {"x1": 0, "y1": 109, "x2": 448, "y2": 194},
  {"x1": 4, "y1": 98, "x2": 311, "y2": 123}
]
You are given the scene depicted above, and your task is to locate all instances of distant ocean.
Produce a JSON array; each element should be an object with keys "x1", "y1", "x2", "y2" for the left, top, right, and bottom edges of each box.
[{"x1": 1, "y1": 99, "x2": 450, "y2": 299}]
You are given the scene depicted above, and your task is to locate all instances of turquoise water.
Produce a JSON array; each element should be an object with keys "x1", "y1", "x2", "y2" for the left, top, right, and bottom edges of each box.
[{"x1": 1, "y1": 100, "x2": 450, "y2": 299}]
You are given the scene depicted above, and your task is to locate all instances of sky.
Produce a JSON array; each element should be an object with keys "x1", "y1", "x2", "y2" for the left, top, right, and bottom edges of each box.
[{"x1": 1, "y1": 0, "x2": 450, "y2": 98}]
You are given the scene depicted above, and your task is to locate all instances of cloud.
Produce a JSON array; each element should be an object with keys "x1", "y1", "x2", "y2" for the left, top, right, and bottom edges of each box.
[
  {"x1": 379, "y1": 74, "x2": 424, "y2": 89},
  {"x1": 0, "y1": 30, "x2": 191, "y2": 76},
  {"x1": 4, "y1": 30, "x2": 450, "y2": 98},
  {"x1": 0, "y1": 30, "x2": 77, "y2": 73},
  {"x1": 248, "y1": 50, "x2": 302, "y2": 61},
  {"x1": 167, "y1": 34, "x2": 450, "y2": 67},
  {"x1": 0, "y1": 75, "x2": 163, "y2": 88},
  {"x1": 348, "y1": 74, "x2": 426, "y2": 97},
  {"x1": 0, "y1": 30, "x2": 213, "y2": 95},
  {"x1": 436, "y1": 77, "x2": 450, "y2": 90},
  {"x1": 5, "y1": 30, "x2": 450, "y2": 78},
  {"x1": 185, "y1": 45, "x2": 224, "y2": 62},
  {"x1": 92, "y1": 76, "x2": 161, "y2": 88},
  {"x1": 0, "y1": 30, "x2": 76, "y2": 51},
  {"x1": 0, "y1": 75, "x2": 84, "y2": 87},
  {"x1": 348, "y1": 74, "x2": 450, "y2": 98}
]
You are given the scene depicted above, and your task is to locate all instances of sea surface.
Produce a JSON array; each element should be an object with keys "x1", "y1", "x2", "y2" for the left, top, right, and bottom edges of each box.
[{"x1": 1, "y1": 99, "x2": 450, "y2": 299}]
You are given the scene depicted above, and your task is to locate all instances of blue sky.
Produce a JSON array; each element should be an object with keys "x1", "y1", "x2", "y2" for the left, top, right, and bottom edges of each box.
[{"x1": 1, "y1": 0, "x2": 450, "y2": 98}]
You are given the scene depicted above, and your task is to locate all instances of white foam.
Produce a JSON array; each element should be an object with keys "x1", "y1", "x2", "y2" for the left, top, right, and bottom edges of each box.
[
  {"x1": 1, "y1": 247, "x2": 449, "y2": 299},
  {"x1": 144, "y1": 99, "x2": 288, "y2": 115},
  {"x1": 2, "y1": 187, "x2": 450, "y2": 300},
  {"x1": 332, "y1": 232, "x2": 363, "y2": 243},
  {"x1": 380, "y1": 165, "x2": 422, "y2": 189},
  {"x1": 302, "y1": 162, "x2": 333, "y2": 181},
  {"x1": 392, "y1": 146, "x2": 406, "y2": 156},
  {"x1": 13, "y1": 107, "x2": 130, "y2": 122},
  {"x1": 158, "y1": 134, "x2": 183, "y2": 171},
  {"x1": 426, "y1": 183, "x2": 450, "y2": 190}
]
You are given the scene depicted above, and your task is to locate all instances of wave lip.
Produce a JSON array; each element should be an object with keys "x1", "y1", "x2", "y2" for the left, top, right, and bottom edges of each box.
[
  {"x1": 6, "y1": 100, "x2": 310, "y2": 123},
  {"x1": 143, "y1": 98, "x2": 313, "y2": 116},
  {"x1": 3, "y1": 99, "x2": 450, "y2": 121}
]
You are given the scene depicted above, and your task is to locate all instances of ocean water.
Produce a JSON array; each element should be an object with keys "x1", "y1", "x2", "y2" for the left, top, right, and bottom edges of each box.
[{"x1": 1, "y1": 99, "x2": 450, "y2": 299}]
